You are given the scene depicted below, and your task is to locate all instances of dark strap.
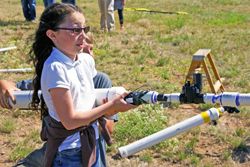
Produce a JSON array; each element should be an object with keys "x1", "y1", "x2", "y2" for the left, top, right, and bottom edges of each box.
[
  {"x1": 80, "y1": 127, "x2": 97, "y2": 167},
  {"x1": 98, "y1": 117, "x2": 112, "y2": 146},
  {"x1": 41, "y1": 116, "x2": 91, "y2": 167},
  {"x1": 41, "y1": 115, "x2": 111, "y2": 167}
]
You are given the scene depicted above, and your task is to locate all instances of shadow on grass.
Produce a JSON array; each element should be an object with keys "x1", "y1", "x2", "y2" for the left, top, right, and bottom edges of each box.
[{"x1": 232, "y1": 138, "x2": 250, "y2": 163}]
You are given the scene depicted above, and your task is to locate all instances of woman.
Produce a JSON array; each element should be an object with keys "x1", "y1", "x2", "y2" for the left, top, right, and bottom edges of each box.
[{"x1": 30, "y1": 3, "x2": 135, "y2": 167}]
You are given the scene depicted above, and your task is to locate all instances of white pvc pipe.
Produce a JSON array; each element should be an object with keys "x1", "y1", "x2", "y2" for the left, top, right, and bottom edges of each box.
[
  {"x1": 238, "y1": 94, "x2": 250, "y2": 106},
  {"x1": 0, "y1": 46, "x2": 17, "y2": 52},
  {"x1": 0, "y1": 68, "x2": 33, "y2": 73},
  {"x1": 10, "y1": 87, "x2": 127, "y2": 109},
  {"x1": 118, "y1": 107, "x2": 224, "y2": 158},
  {"x1": 164, "y1": 92, "x2": 250, "y2": 107},
  {"x1": 9, "y1": 88, "x2": 250, "y2": 109},
  {"x1": 203, "y1": 92, "x2": 250, "y2": 107},
  {"x1": 164, "y1": 93, "x2": 181, "y2": 103},
  {"x1": 9, "y1": 90, "x2": 40, "y2": 109},
  {"x1": 95, "y1": 87, "x2": 127, "y2": 105}
]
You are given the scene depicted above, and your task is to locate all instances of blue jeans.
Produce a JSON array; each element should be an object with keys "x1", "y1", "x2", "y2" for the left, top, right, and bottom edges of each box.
[
  {"x1": 43, "y1": 0, "x2": 55, "y2": 8},
  {"x1": 61, "y1": 0, "x2": 76, "y2": 5},
  {"x1": 15, "y1": 138, "x2": 107, "y2": 167},
  {"x1": 53, "y1": 140, "x2": 102, "y2": 167},
  {"x1": 98, "y1": 135, "x2": 107, "y2": 166},
  {"x1": 21, "y1": 0, "x2": 36, "y2": 21}
]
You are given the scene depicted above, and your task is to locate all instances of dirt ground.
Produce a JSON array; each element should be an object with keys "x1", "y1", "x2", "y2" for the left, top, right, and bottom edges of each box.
[{"x1": 1, "y1": 106, "x2": 250, "y2": 167}]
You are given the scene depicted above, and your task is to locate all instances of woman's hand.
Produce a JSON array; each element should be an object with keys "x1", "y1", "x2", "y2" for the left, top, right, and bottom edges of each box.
[
  {"x1": 0, "y1": 80, "x2": 20, "y2": 109},
  {"x1": 122, "y1": 0, "x2": 126, "y2": 6},
  {"x1": 104, "y1": 92, "x2": 136, "y2": 117},
  {"x1": 82, "y1": 33, "x2": 94, "y2": 56},
  {"x1": 82, "y1": 42, "x2": 93, "y2": 56}
]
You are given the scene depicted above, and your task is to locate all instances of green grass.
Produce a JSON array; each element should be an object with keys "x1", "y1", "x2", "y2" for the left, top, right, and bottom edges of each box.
[
  {"x1": 10, "y1": 144, "x2": 34, "y2": 161},
  {"x1": 139, "y1": 153, "x2": 153, "y2": 163},
  {"x1": 0, "y1": 119, "x2": 16, "y2": 134},
  {"x1": 207, "y1": 12, "x2": 248, "y2": 26},
  {"x1": 10, "y1": 129, "x2": 41, "y2": 161},
  {"x1": 1, "y1": 0, "x2": 250, "y2": 166},
  {"x1": 114, "y1": 104, "x2": 168, "y2": 146}
]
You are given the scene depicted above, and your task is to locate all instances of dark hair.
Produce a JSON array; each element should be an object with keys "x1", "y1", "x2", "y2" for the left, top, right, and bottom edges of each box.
[{"x1": 31, "y1": 3, "x2": 82, "y2": 118}]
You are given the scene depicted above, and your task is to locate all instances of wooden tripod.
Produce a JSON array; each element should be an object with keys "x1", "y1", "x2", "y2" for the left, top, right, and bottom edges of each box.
[{"x1": 186, "y1": 49, "x2": 225, "y2": 93}]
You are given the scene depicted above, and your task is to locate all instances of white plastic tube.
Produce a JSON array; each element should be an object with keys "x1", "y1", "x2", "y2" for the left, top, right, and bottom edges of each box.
[
  {"x1": 9, "y1": 89, "x2": 250, "y2": 109},
  {"x1": 118, "y1": 107, "x2": 224, "y2": 158},
  {"x1": 0, "y1": 46, "x2": 17, "y2": 52},
  {"x1": 0, "y1": 68, "x2": 33, "y2": 73},
  {"x1": 9, "y1": 90, "x2": 41, "y2": 109},
  {"x1": 95, "y1": 87, "x2": 127, "y2": 106},
  {"x1": 203, "y1": 92, "x2": 250, "y2": 107},
  {"x1": 163, "y1": 93, "x2": 181, "y2": 103},
  {"x1": 238, "y1": 94, "x2": 250, "y2": 106},
  {"x1": 10, "y1": 87, "x2": 127, "y2": 109},
  {"x1": 163, "y1": 92, "x2": 250, "y2": 107}
]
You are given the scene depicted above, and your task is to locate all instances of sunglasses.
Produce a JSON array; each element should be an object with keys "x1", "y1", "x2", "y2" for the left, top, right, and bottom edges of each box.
[{"x1": 54, "y1": 26, "x2": 90, "y2": 35}]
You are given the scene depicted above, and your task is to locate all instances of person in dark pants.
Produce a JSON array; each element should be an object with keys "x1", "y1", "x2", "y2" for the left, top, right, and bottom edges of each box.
[
  {"x1": 114, "y1": 0, "x2": 125, "y2": 30},
  {"x1": 61, "y1": 0, "x2": 76, "y2": 5},
  {"x1": 43, "y1": 0, "x2": 75, "y2": 8},
  {"x1": 43, "y1": 0, "x2": 55, "y2": 8},
  {"x1": 21, "y1": 0, "x2": 36, "y2": 21}
]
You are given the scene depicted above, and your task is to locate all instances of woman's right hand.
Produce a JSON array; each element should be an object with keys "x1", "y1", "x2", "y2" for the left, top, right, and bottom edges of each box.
[{"x1": 104, "y1": 92, "x2": 137, "y2": 117}]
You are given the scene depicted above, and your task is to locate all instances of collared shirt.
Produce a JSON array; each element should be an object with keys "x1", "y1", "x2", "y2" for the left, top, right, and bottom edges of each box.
[{"x1": 41, "y1": 47, "x2": 98, "y2": 151}]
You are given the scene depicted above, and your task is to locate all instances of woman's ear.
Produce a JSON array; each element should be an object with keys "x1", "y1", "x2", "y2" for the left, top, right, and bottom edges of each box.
[{"x1": 46, "y1": 29, "x2": 57, "y2": 43}]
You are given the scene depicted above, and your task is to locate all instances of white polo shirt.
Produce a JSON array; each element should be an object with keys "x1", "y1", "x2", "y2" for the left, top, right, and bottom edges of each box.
[{"x1": 41, "y1": 47, "x2": 98, "y2": 151}]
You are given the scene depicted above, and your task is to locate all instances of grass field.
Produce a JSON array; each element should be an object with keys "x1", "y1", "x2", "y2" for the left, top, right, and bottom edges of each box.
[{"x1": 0, "y1": 0, "x2": 250, "y2": 166}]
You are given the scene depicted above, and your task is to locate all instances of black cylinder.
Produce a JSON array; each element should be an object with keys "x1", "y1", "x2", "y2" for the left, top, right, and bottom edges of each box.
[{"x1": 193, "y1": 73, "x2": 202, "y2": 93}]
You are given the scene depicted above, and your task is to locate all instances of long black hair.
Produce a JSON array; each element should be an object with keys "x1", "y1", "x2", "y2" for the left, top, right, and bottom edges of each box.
[{"x1": 30, "y1": 3, "x2": 82, "y2": 118}]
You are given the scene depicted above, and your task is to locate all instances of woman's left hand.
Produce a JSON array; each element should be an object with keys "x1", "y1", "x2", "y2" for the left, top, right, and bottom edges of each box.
[{"x1": 0, "y1": 80, "x2": 20, "y2": 109}]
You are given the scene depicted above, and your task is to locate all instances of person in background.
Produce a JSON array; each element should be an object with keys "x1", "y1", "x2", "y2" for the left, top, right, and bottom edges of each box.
[
  {"x1": 98, "y1": 0, "x2": 115, "y2": 32},
  {"x1": 114, "y1": 0, "x2": 125, "y2": 30},
  {"x1": 21, "y1": 0, "x2": 36, "y2": 22}
]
